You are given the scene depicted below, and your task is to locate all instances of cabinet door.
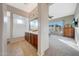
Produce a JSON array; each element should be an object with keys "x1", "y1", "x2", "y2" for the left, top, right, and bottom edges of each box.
[
  {"x1": 64, "y1": 27, "x2": 74, "y2": 38},
  {"x1": 64, "y1": 28, "x2": 69, "y2": 36},
  {"x1": 68, "y1": 28, "x2": 72, "y2": 37},
  {"x1": 30, "y1": 34, "x2": 33, "y2": 44},
  {"x1": 25, "y1": 33, "x2": 38, "y2": 49},
  {"x1": 33, "y1": 34, "x2": 38, "y2": 49}
]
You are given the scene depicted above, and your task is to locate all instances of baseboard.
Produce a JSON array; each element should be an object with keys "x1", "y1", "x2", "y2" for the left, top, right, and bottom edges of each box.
[{"x1": 37, "y1": 51, "x2": 45, "y2": 56}]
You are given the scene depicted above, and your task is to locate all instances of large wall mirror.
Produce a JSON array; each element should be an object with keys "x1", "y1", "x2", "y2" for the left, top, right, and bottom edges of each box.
[{"x1": 30, "y1": 18, "x2": 38, "y2": 32}]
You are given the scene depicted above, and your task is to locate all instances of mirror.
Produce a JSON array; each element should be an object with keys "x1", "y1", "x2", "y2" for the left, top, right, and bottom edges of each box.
[{"x1": 30, "y1": 19, "x2": 38, "y2": 32}]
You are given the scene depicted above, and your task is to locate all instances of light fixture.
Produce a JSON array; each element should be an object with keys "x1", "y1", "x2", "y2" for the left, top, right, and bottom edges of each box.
[{"x1": 48, "y1": 16, "x2": 53, "y2": 20}]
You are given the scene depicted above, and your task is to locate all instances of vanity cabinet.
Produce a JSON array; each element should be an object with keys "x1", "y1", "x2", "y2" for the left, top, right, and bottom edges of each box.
[
  {"x1": 25, "y1": 32, "x2": 38, "y2": 49},
  {"x1": 63, "y1": 27, "x2": 74, "y2": 38}
]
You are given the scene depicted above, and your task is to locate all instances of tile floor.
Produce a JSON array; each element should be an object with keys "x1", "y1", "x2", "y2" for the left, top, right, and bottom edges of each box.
[
  {"x1": 44, "y1": 35, "x2": 79, "y2": 56},
  {"x1": 7, "y1": 35, "x2": 79, "y2": 56},
  {"x1": 7, "y1": 37, "x2": 37, "y2": 56}
]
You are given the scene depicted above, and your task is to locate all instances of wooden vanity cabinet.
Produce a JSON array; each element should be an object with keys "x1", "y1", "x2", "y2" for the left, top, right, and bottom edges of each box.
[
  {"x1": 25, "y1": 32, "x2": 38, "y2": 49},
  {"x1": 63, "y1": 27, "x2": 74, "y2": 38}
]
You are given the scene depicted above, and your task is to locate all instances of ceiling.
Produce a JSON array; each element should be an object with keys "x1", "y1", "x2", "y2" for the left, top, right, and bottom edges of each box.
[
  {"x1": 7, "y1": 3, "x2": 37, "y2": 13},
  {"x1": 49, "y1": 3, "x2": 77, "y2": 19},
  {"x1": 7, "y1": 3, "x2": 77, "y2": 19}
]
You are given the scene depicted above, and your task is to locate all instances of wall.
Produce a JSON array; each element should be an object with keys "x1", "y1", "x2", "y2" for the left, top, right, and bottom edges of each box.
[
  {"x1": 5, "y1": 4, "x2": 29, "y2": 39},
  {"x1": 4, "y1": 11, "x2": 10, "y2": 39},
  {"x1": 12, "y1": 14, "x2": 29, "y2": 38},
  {"x1": 3, "y1": 11, "x2": 11, "y2": 55},
  {"x1": 50, "y1": 15, "x2": 74, "y2": 25},
  {"x1": 38, "y1": 4, "x2": 49, "y2": 55},
  {"x1": 74, "y1": 3, "x2": 79, "y2": 19},
  {"x1": 2, "y1": 4, "x2": 30, "y2": 55},
  {"x1": 74, "y1": 3, "x2": 79, "y2": 27},
  {"x1": 0, "y1": 4, "x2": 4, "y2": 56},
  {"x1": 74, "y1": 4, "x2": 79, "y2": 47}
]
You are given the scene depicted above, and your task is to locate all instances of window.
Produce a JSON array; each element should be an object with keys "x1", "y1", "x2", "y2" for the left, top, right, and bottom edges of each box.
[{"x1": 16, "y1": 19, "x2": 24, "y2": 24}]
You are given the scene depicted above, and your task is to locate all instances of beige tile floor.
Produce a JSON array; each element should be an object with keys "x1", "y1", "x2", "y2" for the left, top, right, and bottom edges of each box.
[{"x1": 7, "y1": 37, "x2": 37, "y2": 56}]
